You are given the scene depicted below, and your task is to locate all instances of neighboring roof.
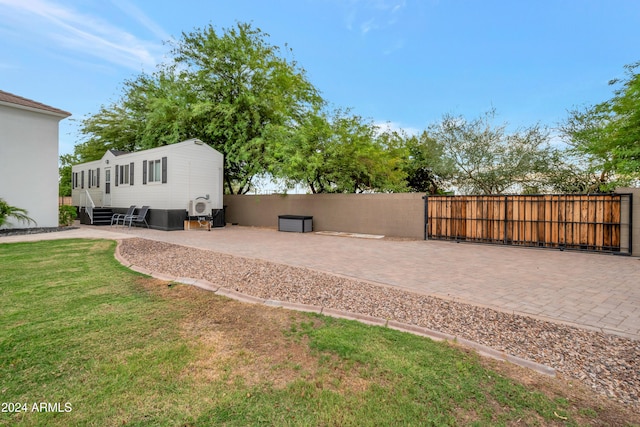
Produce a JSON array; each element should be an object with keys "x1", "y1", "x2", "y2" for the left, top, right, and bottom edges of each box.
[{"x1": 0, "y1": 89, "x2": 71, "y2": 118}]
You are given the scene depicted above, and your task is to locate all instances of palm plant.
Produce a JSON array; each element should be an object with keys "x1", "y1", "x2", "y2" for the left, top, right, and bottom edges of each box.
[{"x1": 0, "y1": 198, "x2": 36, "y2": 227}]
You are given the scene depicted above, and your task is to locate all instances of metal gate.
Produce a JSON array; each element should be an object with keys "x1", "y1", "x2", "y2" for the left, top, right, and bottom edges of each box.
[{"x1": 424, "y1": 194, "x2": 633, "y2": 255}]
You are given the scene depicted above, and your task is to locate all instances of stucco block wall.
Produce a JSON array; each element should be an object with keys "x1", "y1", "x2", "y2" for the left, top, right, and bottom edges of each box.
[
  {"x1": 0, "y1": 105, "x2": 61, "y2": 228},
  {"x1": 223, "y1": 193, "x2": 425, "y2": 239}
]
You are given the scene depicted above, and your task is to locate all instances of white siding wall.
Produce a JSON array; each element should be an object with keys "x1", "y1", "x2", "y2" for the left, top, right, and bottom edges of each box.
[
  {"x1": 71, "y1": 140, "x2": 223, "y2": 211},
  {"x1": 71, "y1": 159, "x2": 103, "y2": 207},
  {"x1": 0, "y1": 105, "x2": 62, "y2": 228}
]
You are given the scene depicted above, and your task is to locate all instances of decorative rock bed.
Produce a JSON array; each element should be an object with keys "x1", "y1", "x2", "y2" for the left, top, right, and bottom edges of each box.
[{"x1": 0, "y1": 226, "x2": 78, "y2": 237}]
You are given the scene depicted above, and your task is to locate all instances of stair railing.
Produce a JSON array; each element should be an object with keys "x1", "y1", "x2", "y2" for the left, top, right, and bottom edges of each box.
[{"x1": 81, "y1": 190, "x2": 96, "y2": 224}]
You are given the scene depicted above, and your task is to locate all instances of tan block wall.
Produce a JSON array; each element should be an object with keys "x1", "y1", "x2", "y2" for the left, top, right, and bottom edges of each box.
[{"x1": 223, "y1": 193, "x2": 426, "y2": 239}]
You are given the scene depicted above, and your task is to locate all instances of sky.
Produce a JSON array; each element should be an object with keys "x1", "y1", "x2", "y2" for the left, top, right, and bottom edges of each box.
[{"x1": 1, "y1": 0, "x2": 639, "y2": 157}]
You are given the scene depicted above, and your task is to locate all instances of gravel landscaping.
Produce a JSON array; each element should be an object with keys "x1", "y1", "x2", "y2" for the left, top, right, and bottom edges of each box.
[
  {"x1": 0, "y1": 226, "x2": 78, "y2": 236},
  {"x1": 119, "y1": 237, "x2": 640, "y2": 410}
]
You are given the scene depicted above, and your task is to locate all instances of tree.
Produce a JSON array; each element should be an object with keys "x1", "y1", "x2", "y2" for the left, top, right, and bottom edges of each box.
[
  {"x1": 58, "y1": 154, "x2": 75, "y2": 197},
  {"x1": 264, "y1": 109, "x2": 333, "y2": 193},
  {"x1": 324, "y1": 113, "x2": 407, "y2": 193},
  {"x1": 525, "y1": 149, "x2": 608, "y2": 194},
  {"x1": 426, "y1": 110, "x2": 557, "y2": 194},
  {"x1": 561, "y1": 61, "x2": 640, "y2": 189},
  {"x1": 402, "y1": 132, "x2": 454, "y2": 194},
  {"x1": 267, "y1": 109, "x2": 407, "y2": 193},
  {"x1": 75, "y1": 22, "x2": 324, "y2": 194}
]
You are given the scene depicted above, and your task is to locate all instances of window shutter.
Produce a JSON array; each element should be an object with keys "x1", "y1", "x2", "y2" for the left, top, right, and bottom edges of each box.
[
  {"x1": 161, "y1": 157, "x2": 168, "y2": 183},
  {"x1": 143, "y1": 160, "x2": 147, "y2": 185},
  {"x1": 130, "y1": 162, "x2": 134, "y2": 185},
  {"x1": 81, "y1": 170, "x2": 84, "y2": 189},
  {"x1": 115, "y1": 165, "x2": 119, "y2": 187},
  {"x1": 97, "y1": 168, "x2": 100, "y2": 188},
  {"x1": 88, "y1": 170, "x2": 91, "y2": 188}
]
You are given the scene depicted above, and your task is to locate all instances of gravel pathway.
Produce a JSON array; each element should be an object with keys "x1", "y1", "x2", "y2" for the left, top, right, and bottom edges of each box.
[{"x1": 119, "y1": 238, "x2": 640, "y2": 410}]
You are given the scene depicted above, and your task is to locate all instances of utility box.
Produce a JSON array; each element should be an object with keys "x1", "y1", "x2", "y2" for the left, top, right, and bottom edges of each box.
[
  {"x1": 212, "y1": 207, "x2": 226, "y2": 228},
  {"x1": 278, "y1": 215, "x2": 313, "y2": 233}
]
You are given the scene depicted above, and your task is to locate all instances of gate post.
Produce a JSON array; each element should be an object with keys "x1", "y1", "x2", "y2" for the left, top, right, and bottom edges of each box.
[
  {"x1": 504, "y1": 196, "x2": 508, "y2": 244},
  {"x1": 615, "y1": 188, "x2": 639, "y2": 256},
  {"x1": 423, "y1": 195, "x2": 428, "y2": 240}
]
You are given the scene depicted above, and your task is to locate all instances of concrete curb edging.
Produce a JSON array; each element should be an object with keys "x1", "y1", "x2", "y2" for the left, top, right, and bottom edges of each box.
[{"x1": 114, "y1": 240, "x2": 556, "y2": 377}]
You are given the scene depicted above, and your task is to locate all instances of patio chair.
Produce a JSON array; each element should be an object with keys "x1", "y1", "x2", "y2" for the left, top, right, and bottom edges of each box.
[
  {"x1": 111, "y1": 205, "x2": 136, "y2": 226},
  {"x1": 126, "y1": 205, "x2": 150, "y2": 228}
]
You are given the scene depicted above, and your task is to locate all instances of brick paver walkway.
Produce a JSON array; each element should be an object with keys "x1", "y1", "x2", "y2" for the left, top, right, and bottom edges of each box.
[{"x1": 3, "y1": 225, "x2": 639, "y2": 340}]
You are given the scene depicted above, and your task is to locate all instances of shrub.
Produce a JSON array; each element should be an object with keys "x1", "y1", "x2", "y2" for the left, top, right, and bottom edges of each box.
[
  {"x1": 59, "y1": 205, "x2": 77, "y2": 226},
  {"x1": 0, "y1": 198, "x2": 36, "y2": 227}
]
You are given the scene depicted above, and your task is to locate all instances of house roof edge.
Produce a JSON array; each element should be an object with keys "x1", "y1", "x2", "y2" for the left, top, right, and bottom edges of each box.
[{"x1": 0, "y1": 90, "x2": 71, "y2": 118}]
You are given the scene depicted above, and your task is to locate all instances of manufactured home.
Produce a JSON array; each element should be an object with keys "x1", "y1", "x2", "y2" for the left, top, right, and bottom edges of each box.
[{"x1": 71, "y1": 139, "x2": 224, "y2": 230}]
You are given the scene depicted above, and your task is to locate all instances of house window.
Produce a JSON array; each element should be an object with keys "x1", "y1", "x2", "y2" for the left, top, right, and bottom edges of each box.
[
  {"x1": 144, "y1": 157, "x2": 167, "y2": 184},
  {"x1": 89, "y1": 169, "x2": 97, "y2": 188},
  {"x1": 148, "y1": 159, "x2": 162, "y2": 183},
  {"x1": 120, "y1": 164, "x2": 129, "y2": 185}
]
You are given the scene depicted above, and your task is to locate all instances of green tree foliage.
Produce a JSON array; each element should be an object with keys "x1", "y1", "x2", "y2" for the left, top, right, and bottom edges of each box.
[
  {"x1": 58, "y1": 154, "x2": 75, "y2": 197},
  {"x1": 264, "y1": 109, "x2": 333, "y2": 193},
  {"x1": 561, "y1": 61, "x2": 640, "y2": 189},
  {"x1": 425, "y1": 110, "x2": 559, "y2": 195},
  {"x1": 75, "y1": 22, "x2": 324, "y2": 194},
  {"x1": 267, "y1": 110, "x2": 407, "y2": 193},
  {"x1": 403, "y1": 132, "x2": 454, "y2": 194},
  {"x1": 322, "y1": 113, "x2": 407, "y2": 193}
]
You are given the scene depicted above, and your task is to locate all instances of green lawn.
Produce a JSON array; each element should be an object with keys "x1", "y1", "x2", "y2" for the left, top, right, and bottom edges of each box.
[{"x1": 0, "y1": 239, "x2": 635, "y2": 426}]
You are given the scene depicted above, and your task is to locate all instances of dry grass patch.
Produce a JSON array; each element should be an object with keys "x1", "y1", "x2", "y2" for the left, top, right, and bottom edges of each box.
[
  {"x1": 477, "y1": 353, "x2": 640, "y2": 426},
  {"x1": 143, "y1": 280, "x2": 375, "y2": 395}
]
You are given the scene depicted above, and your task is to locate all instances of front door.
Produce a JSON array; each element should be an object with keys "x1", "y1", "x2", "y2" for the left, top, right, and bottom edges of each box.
[{"x1": 104, "y1": 168, "x2": 111, "y2": 206}]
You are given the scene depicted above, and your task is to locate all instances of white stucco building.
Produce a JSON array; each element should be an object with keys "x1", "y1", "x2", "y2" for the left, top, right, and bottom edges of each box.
[{"x1": 0, "y1": 90, "x2": 71, "y2": 229}]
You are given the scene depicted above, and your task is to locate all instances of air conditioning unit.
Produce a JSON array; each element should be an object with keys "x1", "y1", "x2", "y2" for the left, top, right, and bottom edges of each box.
[{"x1": 188, "y1": 199, "x2": 211, "y2": 217}]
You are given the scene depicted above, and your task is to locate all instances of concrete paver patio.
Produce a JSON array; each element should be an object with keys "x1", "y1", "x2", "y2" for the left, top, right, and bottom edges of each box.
[{"x1": 3, "y1": 224, "x2": 639, "y2": 340}]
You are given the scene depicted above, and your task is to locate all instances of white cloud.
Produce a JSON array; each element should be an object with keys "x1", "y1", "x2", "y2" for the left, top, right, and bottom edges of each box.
[
  {"x1": 0, "y1": 0, "x2": 165, "y2": 71},
  {"x1": 383, "y1": 38, "x2": 405, "y2": 55},
  {"x1": 360, "y1": 18, "x2": 377, "y2": 34},
  {"x1": 374, "y1": 121, "x2": 420, "y2": 136},
  {"x1": 339, "y1": 0, "x2": 407, "y2": 35},
  {"x1": 110, "y1": 0, "x2": 172, "y2": 42}
]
